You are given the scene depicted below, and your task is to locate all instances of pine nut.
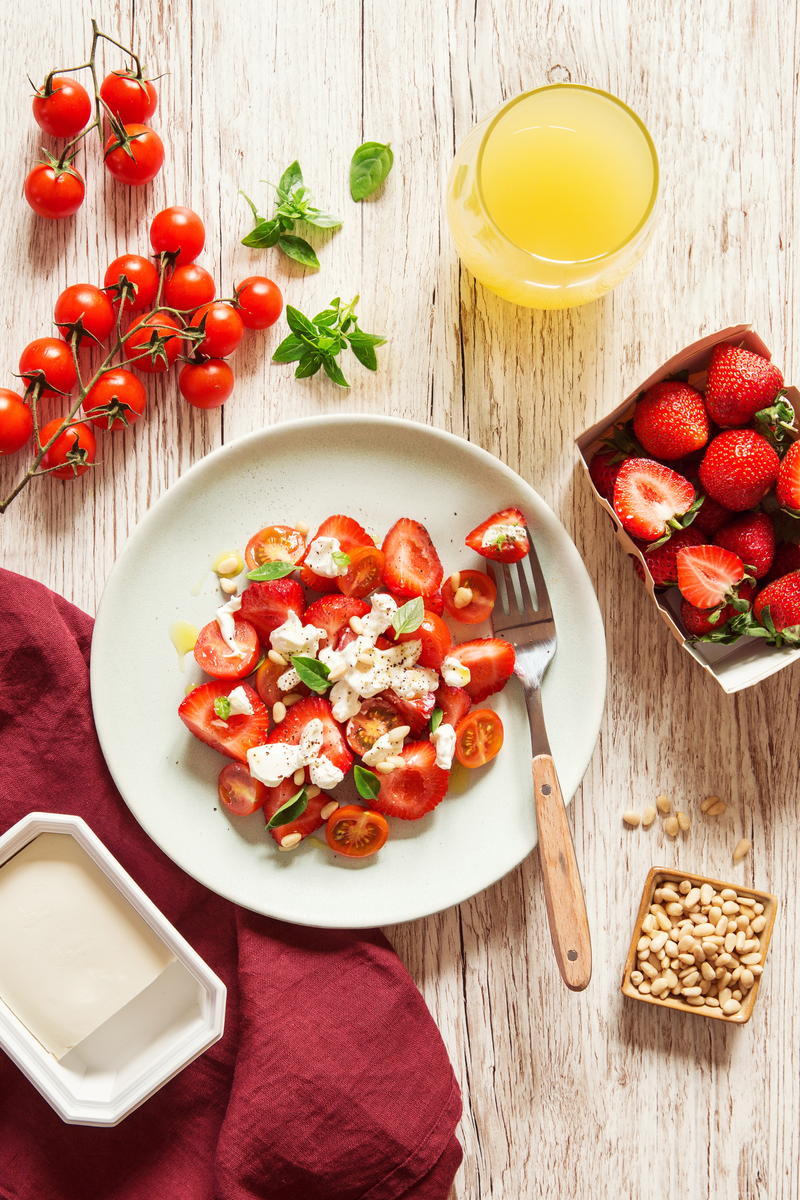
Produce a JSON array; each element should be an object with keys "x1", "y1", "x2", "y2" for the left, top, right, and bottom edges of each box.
[
  {"x1": 708, "y1": 906, "x2": 722, "y2": 924},
  {"x1": 283, "y1": 693, "x2": 301, "y2": 706},
  {"x1": 735, "y1": 930, "x2": 746, "y2": 953},
  {"x1": 722, "y1": 999, "x2": 741, "y2": 1015},
  {"x1": 682, "y1": 970, "x2": 700, "y2": 987},
  {"x1": 656, "y1": 794, "x2": 671, "y2": 814},
  {"x1": 693, "y1": 923, "x2": 716, "y2": 937},
  {"x1": 731, "y1": 965, "x2": 743, "y2": 982},
  {"x1": 678, "y1": 934, "x2": 695, "y2": 953},
  {"x1": 220, "y1": 577, "x2": 238, "y2": 594},
  {"x1": 715, "y1": 917, "x2": 728, "y2": 936},
  {"x1": 660, "y1": 886, "x2": 681, "y2": 903},
  {"x1": 699, "y1": 884, "x2": 714, "y2": 906},
  {"x1": 449, "y1": 571, "x2": 461, "y2": 590},
  {"x1": 678, "y1": 879, "x2": 692, "y2": 894},
  {"x1": 623, "y1": 810, "x2": 641, "y2": 827},
  {"x1": 293, "y1": 768, "x2": 305, "y2": 786},
  {"x1": 753, "y1": 902, "x2": 764, "y2": 914},
  {"x1": 650, "y1": 932, "x2": 668, "y2": 953},
  {"x1": 642, "y1": 915, "x2": 656, "y2": 933},
  {"x1": 665, "y1": 940, "x2": 679, "y2": 956},
  {"x1": 709, "y1": 801, "x2": 727, "y2": 815},
  {"x1": 630, "y1": 970, "x2": 644, "y2": 986},
  {"x1": 319, "y1": 800, "x2": 338, "y2": 820},
  {"x1": 724, "y1": 933, "x2": 737, "y2": 953},
  {"x1": 642, "y1": 806, "x2": 657, "y2": 827},
  {"x1": 686, "y1": 995, "x2": 706, "y2": 1006},
  {"x1": 453, "y1": 586, "x2": 474, "y2": 609},
  {"x1": 665, "y1": 902, "x2": 684, "y2": 917},
  {"x1": 386, "y1": 755, "x2": 405, "y2": 770},
  {"x1": 750, "y1": 965, "x2": 764, "y2": 976},
  {"x1": 268, "y1": 649, "x2": 288, "y2": 666},
  {"x1": 677, "y1": 811, "x2": 690, "y2": 831},
  {"x1": 733, "y1": 839, "x2": 751, "y2": 861},
  {"x1": 638, "y1": 936, "x2": 652, "y2": 953},
  {"x1": 738, "y1": 895, "x2": 756, "y2": 908},
  {"x1": 294, "y1": 520, "x2": 310, "y2": 537},
  {"x1": 740, "y1": 952, "x2": 762, "y2": 965},
  {"x1": 306, "y1": 785, "x2": 321, "y2": 799},
  {"x1": 701, "y1": 795, "x2": 719, "y2": 813},
  {"x1": 682, "y1": 887, "x2": 700, "y2": 910},
  {"x1": 701, "y1": 962, "x2": 716, "y2": 981},
  {"x1": 678, "y1": 953, "x2": 695, "y2": 966},
  {"x1": 280, "y1": 832, "x2": 302, "y2": 850},
  {"x1": 651, "y1": 978, "x2": 670, "y2": 996},
  {"x1": 721, "y1": 888, "x2": 737, "y2": 899},
  {"x1": 638, "y1": 982, "x2": 652, "y2": 994},
  {"x1": 732, "y1": 989, "x2": 743, "y2": 1001},
  {"x1": 721, "y1": 900, "x2": 739, "y2": 915},
  {"x1": 665, "y1": 817, "x2": 679, "y2": 837},
  {"x1": 705, "y1": 997, "x2": 720, "y2": 1007},
  {"x1": 357, "y1": 651, "x2": 375, "y2": 665},
  {"x1": 683, "y1": 986, "x2": 703, "y2": 997},
  {"x1": 641, "y1": 962, "x2": 658, "y2": 979},
  {"x1": 349, "y1": 615, "x2": 365, "y2": 634},
  {"x1": 751, "y1": 915, "x2": 766, "y2": 933},
  {"x1": 375, "y1": 761, "x2": 395, "y2": 775},
  {"x1": 272, "y1": 701, "x2": 287, "y2": 723},
  {"x1": 655, "y1": 911, "x2": 672, "y2": 932},
  {"x1": 327, "y1": 664, "x2": 346, "y2": 682},
  {"x1": 216, "y1": 554, "x2": 240, "y2": 575}
]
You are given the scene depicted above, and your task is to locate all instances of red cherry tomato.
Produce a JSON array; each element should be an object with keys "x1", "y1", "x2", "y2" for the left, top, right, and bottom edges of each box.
[
  {"x1": 179, "y1": 359, "x2": 234, "y2": 409},
  {"x1": 125, "y1": 313, "x2": 182, "y2": 373},
  {"x1": 54, "y1": 284, "x2": 116, "y2": 346},
  {"x1": 218, "y1": 762, "x2": 268, "y2": 816},
  {"x1": 24, "y1": 162, "x2": 85, "y2": 219},
  {"x1": 345, "y1": 697, "x2": 403, "y2": 757},
  {"x1": 395, "y1": 610, "x2": 452, "y2": 669},
  {"x1": 18, "y1": 338, "x2": 77, "y2": 397},
  {"x1": 337, "y1": 545, "x2": 385, "y2": 598},
  {"x1": 163, "y1": 263, "x2": 216, "y2": 311},
  {"x1": 0, "y1": 391, "x2": 33, "y2": 455},
  {"x1": 194, "y1": 616, "x2": 260, "y2": 679},
  {"x1": 454, "y1": 708, "x2": 504, "y2": 768},
  {"x1": 99, "y1": 71, "x2": 157, "y2": 123},
  {"x1": 245, "y1": 526, "x2": 307, "y2": 570},
  {"x1": 234, "y1": 276, "x2": 283, "y2": 330},
  {"x1": 32, "y1": 77, "x2": 92, "y2": 138},
  {"x1": 104, "y1": 124, "x2": 164, "y2": 186},
  {"x1": 83, "y1": 369, "x2": 147, "y2": 430},
  {"x1": 325, "y1": 805, "x2": 389, "y2": 857},
  {"x1": 189, "y1": 302, "x2": 244, "y2": 358},
  {"x1": 39, "y1": 418, "x2": 96, "y2": 480},
  {"x1": 150, "y1": 206, "x2": 205, "y2": 266},
  {"x1": 441, "y1": 569, "x2": 497, "y2": 624},
  {"x1": 104, "y1": 254, "x2": 160, "y2": 313}
]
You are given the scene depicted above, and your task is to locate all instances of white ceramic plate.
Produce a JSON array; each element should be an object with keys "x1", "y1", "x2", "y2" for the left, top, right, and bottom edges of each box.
[{"x1": 91, "y1": 415, "x2": 606, "y2": 928}]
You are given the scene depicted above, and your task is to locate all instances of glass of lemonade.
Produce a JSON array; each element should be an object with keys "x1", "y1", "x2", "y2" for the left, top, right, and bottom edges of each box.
[{"x1": 445, "y1": 83, "x2": 660, "y2": 309}]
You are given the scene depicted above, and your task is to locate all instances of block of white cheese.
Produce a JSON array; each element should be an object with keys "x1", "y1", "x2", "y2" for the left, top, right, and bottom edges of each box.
[{"x1": 0, "y1": 833, "x2": 174, "y2": 1059}]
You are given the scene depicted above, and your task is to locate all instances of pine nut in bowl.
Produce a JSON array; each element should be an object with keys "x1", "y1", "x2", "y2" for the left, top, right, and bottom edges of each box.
[{"x1": 621, "y1": 867, "x2": 778, "y2": 1024}]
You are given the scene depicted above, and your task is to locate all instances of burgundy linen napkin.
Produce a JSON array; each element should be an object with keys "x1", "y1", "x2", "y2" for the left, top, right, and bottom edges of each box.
[{"x1": 0, "y1": 568, "x2": 462, "y2": 1200}]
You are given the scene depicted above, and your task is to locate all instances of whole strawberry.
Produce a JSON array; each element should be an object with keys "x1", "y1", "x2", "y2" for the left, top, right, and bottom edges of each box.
[
  {"x1": 763, "y1": 541, "x2": 800, "y2": 585},
  {"x1": 589, "y1": 445, "x2": 629, "y2": 502},
  {"x1": 704, "y1": 343, "x2": 784, "y2": 427},
  {"x1": 753, "y1": 569, "x2": 800, "y2": 641},
  {"x1": 714, "y1": 511, "x2": 775, "y2": 579},
  {"x1": 698, "y1": 430, "x2": 780, "y2": 511},
  {"x1": 681, "y1": 580, "x2": 755, "y2": 637},
  {"x1": 692, "y1": 492, "x2": 734, "y2": 537},
  {"x1": 632, "y1": 381, "x2": 710, "y2": 460},
  {"x1": 635, "y1": 526, "x2": 706, "y2": 587},
  {"x1": 776, "y1": 440, "x2": 800, "y2": 514}
]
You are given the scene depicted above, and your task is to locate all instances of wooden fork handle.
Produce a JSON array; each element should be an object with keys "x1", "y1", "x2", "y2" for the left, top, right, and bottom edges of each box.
[{"x1": 532, "y1": 754, "x2": 592, "y2": 991}]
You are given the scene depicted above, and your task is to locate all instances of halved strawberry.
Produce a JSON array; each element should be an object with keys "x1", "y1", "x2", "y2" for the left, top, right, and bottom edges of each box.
[
  {"x1": 613, "y1": 459, "x2": 696, "y2": 543},
  {"x1": 446, "y1": 638, "x2": 515, "y2": 703},
  {"x1": 714, "y1": 512, "x2": 775, "y2": 579},
  {"x1": 370, "y1": 740, "x2": 449, "y2": 819},
  {"x1": 303, "y1": 594, "x2": 371, "y2": 650},
  {"x1": 381, "y1": 688, "x2": 436, "y2": 735},
  {"x1": 680, "y1": 581, "x2": 755, "y2": 637},
  {"x1": 676, "y1": 544, "x2": 746, "y2": 609},
  {"x1": 436, "y1": 683, "x2": 472, "y2": 729},
  {"x1": 776, "y1": 441, "x2": 800, "y2": 514},
  {"x1": 179, "y1": 681, "x2": 269, "y2": 763},
  {"x1": 263, "y1": 776, "x2": 329, "y2": 845},
  {"x1": 465, "y1": 507, "x2": 529, "y2": 563},
  {"x1": 634, "y1": 526, "x2": 706, "y2": 588},
  {"x1": 239, "y1": 578, "x2": 305, "y2": 646},
  {"x1": 382, "y1": 518, "x2": 444, "y2": 597},
  {"x1": 266, "y1": 695, "x2": 353, "y2": 777},
  {"x1": 300, "y1": 515, "x2": 374, "y2": 593}
]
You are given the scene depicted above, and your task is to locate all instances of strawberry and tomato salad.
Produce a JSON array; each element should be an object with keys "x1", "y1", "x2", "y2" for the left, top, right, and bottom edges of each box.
[
  {"x1": 590, "y1": 342, "x2": 800, "y2": 646},
  {"x1": 179, "y1": 508, "x2": 527, "y2": 857}
]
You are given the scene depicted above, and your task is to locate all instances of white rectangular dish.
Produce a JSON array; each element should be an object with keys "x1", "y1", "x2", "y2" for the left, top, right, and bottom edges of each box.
[{"x1": 0, "y1": 812, "x2": 226, "y2": 1126}]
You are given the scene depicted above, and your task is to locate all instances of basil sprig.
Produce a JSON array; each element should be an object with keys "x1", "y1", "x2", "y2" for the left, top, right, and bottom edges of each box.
[
  {"x1": 354, "y1": 764, "x2": 381, "y2": 800},
  {"x1": 246, "y1": 560, "x2": 297, "y2": 582},
  {"x1": 272, "y1": 296, "x2": 386, "y2": 388},
  {"x1": 392, "y1": 596, "x2": 424, "y2": 636},
  {"x1": 291, "y1": 655, "x2": 331, "y2": 693},
  {"x1": 240, "y1": 160, "x2": 341, "y2": 268},
  {"x1": 350, "y1": 141, "x2": 394, "y2": 201},
  {"x1": 265, "y1": 786, "x2": 309, "y2": 829}
]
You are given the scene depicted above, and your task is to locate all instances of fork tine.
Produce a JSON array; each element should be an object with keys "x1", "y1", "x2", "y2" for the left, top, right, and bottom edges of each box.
[
  {"x1": 524, "y1": 530, "x2": 553, "y2": 621},
  {"x1": 514, "y1": 556, "x2": 537, "y2": 619}
]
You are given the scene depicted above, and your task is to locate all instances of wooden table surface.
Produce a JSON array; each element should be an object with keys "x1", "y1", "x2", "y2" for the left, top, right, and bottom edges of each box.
[{"x1": 2, "y1": 2, "x2": 798, "y2": 1197}]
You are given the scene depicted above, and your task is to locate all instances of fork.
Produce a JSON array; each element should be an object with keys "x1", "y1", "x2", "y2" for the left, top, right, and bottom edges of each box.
[{"x1": 488, "y1": 530, "x2": 592, "y2": 992}]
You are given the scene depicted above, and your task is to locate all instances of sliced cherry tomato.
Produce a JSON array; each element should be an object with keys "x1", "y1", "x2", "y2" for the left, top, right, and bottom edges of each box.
[
  {"x1": 325, "y1": 805, "x2": 389, "y2": 857},
  {"x1": 218, "y1": 762, "x2": 268, "y2": 816},
  {"x1": 234, "y1": 276, "x2": 283, "y2": 329},
  {"x1": 0, "y1": 391, "x2": 33, "y2": 455},
  {"x1": 189, "y1": 302, "x2": 244, "y2": 358},
  {"x1": 32, "y1": 77, "x2": 92, "y2": 138},
  {"x1": 300, "y1": 515, "x2": 374, "y2": 593},
  {"x1": 454, "y1": 708, "x2": 504, "y2": 768},
  {"x1": 338, "y1": 545, "x2": 385, "y2": 598},
  {"x1": 104, "y1": 254, "x2": 159, "y2": 313},
  {"x1": 254, "y1": 657, "x2": 304, "y2": 707},
  {"x1": 100, "y1": 71, "x2": 158, "y2": 123},
  {"x1": 104, "y1": 124, "x2": 165, "y2": 186},
  {"x1": 39, "y1": 418, "x2": 96, "y2": 480},
  {"x1": 465, "y1": 507, "x2": 529, "y2": 563},
  {"x1": 150, "y1": 206, "x2": 205, "y2": 265},
  {"x1": 25, "y1": 161, "x2": 85, "y2": 219},
  {"x1": 194, "y1": 615, "x2": 260, "y2": 679},
  {"x1": 179, "y1": 360, "x2": 234, "y2": 409},
  {"x1": 83, "y1": 369, "x2": 147, "y2": 430},
  {"x1": 245, "y1": 525, "x2": 307, "y2": 571},
  {"x1": 163, "y1": 263, "x2": 216, "y2": 311},
  {"x1": 441, "y1": 569, "x2": 497, "y2": 624},
  {"x1": 54, "y1": 283, "x2": 116, "y2": 346},
  {"x1": 395, "y1": 609, "x2": 452, "y2": 670},
  {"x1": 126, "y1": 313, "x2": 182, "y2": 373},
  {"x1": 19, "y1": 339, "x2": 77, "y2": 397},
  {"x1": 345, "y1": 697, "x2": 403, "y2": 756}
]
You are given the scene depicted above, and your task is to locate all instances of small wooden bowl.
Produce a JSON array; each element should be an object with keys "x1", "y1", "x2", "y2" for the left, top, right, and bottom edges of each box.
[{"x1": 621, "y1": 866, "x2": 778, "y2": 1024}]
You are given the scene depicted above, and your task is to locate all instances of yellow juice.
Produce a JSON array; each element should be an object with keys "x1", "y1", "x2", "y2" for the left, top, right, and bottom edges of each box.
[{"x1": 446, "y1": 84, "x2": 659, "y2": 309}]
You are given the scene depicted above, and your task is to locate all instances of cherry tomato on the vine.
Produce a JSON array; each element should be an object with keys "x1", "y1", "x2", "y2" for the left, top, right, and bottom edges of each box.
[
  {"x1": 150, "y1": 206, "x2": 205, "y2": 266},
  {"x1": 325, "y1": 806, "x2": 389, "y2": 858},
  {"x1": 104, "y1": 254, "x2": 159, "y2": 313},
  {"x1": 125, "y1": 313, "x2": 182, "y2": 374},
  {"x1": 104, "y1": 124, "x2": 165, "y2": 186},
  {"x1": 54, "y1": 284, "x2": 116, "y2": 346},
  {"x1": 32, "y1": 77, "x2": 92, "y2": 138},
  {"x1": 18, "y1": 338, "x2": 77, "y2": 397},
  {"x1": 454, "y1": 708, "x2": 504, "y2": 769},
  {"x1": 25, "y1": 161, "x2": 85, "y2": 219},
  {"x1": 234, "y1": 276, "x2": 283, "y2": 330},
  {"x1": 83, "y1": 369, "x2": 147, "y2": 430},
  {"x1": 179, "y1": 359, "x2": 234, "y2": 409},
  {"x1": 99, "y1": 71, "x2": 158, "y2": 124},
  {"x1": 189, "y1": 302, "x2": 244, "y2": 358},
  {"x1": 163, "y1": 263, "x2": 216, "y2": 311},
  {"x1": 0, "y1": 391, "x2": 33, "y2": 455},
  {"x1": 39, "y1": 418, "x2": 96, "y2": 480}
]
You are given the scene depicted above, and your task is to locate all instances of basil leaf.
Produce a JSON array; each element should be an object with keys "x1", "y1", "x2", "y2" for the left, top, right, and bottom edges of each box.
[
  {"x1": 245, "y1": 560, "x2": 297, "y2": 581},
  {"x1": 322, "y1": 356, "x2": 350, "y2": 388},
  {"x1": 213, "y1": 696, "x2": 232, "y2": 720},
  {"x1": 348, "y1": 340, "x2": 378, "y2": 372},
  {"x1": 332, "y1": 550, "x2": 351, "y2": 569},
  {"x1": 241, "y1": 217, "x2": 282, "y2": 248},
  {"x1": 347, "y1": 330, "x2": 387, "y2": 347},
  {"x1": 285, "y1": 305, "x2": 319, "y2": 340},
  {"x1": 295, "y1": 350, "x2": 323, "y2": 379},
  {"x1": 266, "y1": 785, "x2": 309, "y2": 830},
  {"x1": 279, "y1": 234, "x2": 320, "y2": 269},
  {"x1": 354, "y1": 765, "x2": 381, "y2": 801},
  {"x1": 350, "y1": 141, "x2": 394, "y2": 201},
  {"x1": 304, "y1": 207, "x2": 342, "y2": 229},
  {"x1": 313, "y1": 308, "x2": 339, "y2": 328},
  {"x1": 291, "y1": 655, "x2": 331, "y2": 693},
  {"x1": 430, "y1": 707, "x2": 443, "y2": 734},
  {"x1": 271, "y1": 334, "x2": 307, "y2": 364},
  {"x1": 279, "y1": 160, "x2": 304, "y2": 197},
  {"x1": 392, "y1": 596, "x2": 425, "y2": 635}
]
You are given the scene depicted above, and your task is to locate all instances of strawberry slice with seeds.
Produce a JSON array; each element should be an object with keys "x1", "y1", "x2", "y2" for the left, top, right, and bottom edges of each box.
[
  {"x1": 370, "y1": 740, "x2": 449, "y2": 820},
  {"x1": 635, "y1": 526, "x2": 706, "y2": 588},
  {"x1": 266, "y1": 696, "x2": 353, "y2": 777},
  {"x1": 382, "y1": 518, "x2": 444, "y2": 597},
  {"x1": 381, "y1": 688, "x2": 436, "y2": 735},
  {"x1": 465, "y1": 507, "x2": 529, "y2": 563},
  {"x1": 263, "y1": 776, "x2": 330, "y2": 845},
  {"x1": 753, "y1": 570, "x2": 800, "y2": 641},
  {"x1": 179, "y1": 681, "x2": 269, "y2": 763},
  {"x1": 446, "y1": 638, "x2": 515, "y2": 703},
  {"x1": 436, "y1": 683, "x2": 472, "y2": 729},
  {"x1": 613, "y1": 458, "x2": 697, "y2": 543},
  {"x1": 239, "y1": 578, "x2": 305, "y2": 646},
  {"x1": 676, "y1": 544, "x2": 747, "y2": 609},
  {"x1": 776, "y1": 441, "x2": 800, "y2": 514},
  {"x1": 303, "y1": 594, "x2": 371, "y2": 651}
]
